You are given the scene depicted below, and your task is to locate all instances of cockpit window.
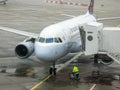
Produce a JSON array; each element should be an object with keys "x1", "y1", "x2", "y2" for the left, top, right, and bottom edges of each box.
[
  {"x1": 39, "y1": 37, "x2": 62, "y2": 43},
  {"x1": 55, "y1": 38, "x2": 62, "y2": 43},
  {"x1": 55, "y1": 38, "x2": 59, "y2": 43},
  {"x1": 39, "y1": 37, "x2": 45, "y2": 42},
  {"x1": 58, "y1": 38, "x2": 62, "y2": 43},
  {"x1": 46, "y1": 38, "x2": 53, "y2": 43}
]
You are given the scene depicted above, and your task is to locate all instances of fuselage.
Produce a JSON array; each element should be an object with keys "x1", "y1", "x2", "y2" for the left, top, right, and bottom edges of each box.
[{"x1": 35, "y1": 13, "x2": 96, "y2": 61}]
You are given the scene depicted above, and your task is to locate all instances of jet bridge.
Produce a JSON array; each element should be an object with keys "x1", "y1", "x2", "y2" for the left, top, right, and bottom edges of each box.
[
  {"x1": 79, "y1": 23, "x2": 120, "y2": 64},
  {"x1": 101, "y1": 27, "x2": 120, "y2": 64},
  {"x1": 79, "y1": 22, "x2": 103, "y2": 55}
]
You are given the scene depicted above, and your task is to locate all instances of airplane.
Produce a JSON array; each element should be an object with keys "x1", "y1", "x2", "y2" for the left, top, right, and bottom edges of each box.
[{"x1": 0, "y1": 0, "x2": 120, "y2": 74}]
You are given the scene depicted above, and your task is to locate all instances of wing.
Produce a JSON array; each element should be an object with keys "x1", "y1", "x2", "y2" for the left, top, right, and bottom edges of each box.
[
  {"x1": 0, "y1": 26, "x2": 39, "y2": 38},
  {"x1": 97, "y1": 17, "x2": 120, "y2": 21}
]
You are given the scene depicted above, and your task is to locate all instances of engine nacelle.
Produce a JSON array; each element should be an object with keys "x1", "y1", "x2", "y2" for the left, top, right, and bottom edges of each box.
[
  {"x1": 15, "y1": 41, "x2": 34, "y2": 59},
  {"x1": 97, "y1": 54, "x2": 114, "y2": 65}
]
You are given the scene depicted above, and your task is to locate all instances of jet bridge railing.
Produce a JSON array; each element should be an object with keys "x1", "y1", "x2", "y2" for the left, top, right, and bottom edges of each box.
[{"x1": 107, "y1": 53, "x2": 120, "y2": 65}]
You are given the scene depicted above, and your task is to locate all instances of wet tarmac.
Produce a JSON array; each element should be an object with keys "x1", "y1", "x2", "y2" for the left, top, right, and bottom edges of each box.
[{"x1": 0, "y1": 0, "x2": 120, "y2": 90}]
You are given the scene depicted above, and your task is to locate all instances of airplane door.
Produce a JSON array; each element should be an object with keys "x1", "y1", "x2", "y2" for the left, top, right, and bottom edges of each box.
[{"x1": 79, "y1": 26, "x2": 86, "y2": 51}]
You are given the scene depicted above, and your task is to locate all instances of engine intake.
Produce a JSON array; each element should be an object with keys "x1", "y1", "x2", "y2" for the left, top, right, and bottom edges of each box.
[{"x1": 15, "y1": 41, "x2": 34, "y2": 59}]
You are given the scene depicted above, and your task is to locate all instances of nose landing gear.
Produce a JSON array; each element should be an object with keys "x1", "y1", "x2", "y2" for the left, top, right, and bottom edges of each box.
[
  {"x1": 49, "y1": 67, "x2": 56, "y2": 76},
  {"x1": 49, "y1": 61, "x2": 57, "y2": 76}
]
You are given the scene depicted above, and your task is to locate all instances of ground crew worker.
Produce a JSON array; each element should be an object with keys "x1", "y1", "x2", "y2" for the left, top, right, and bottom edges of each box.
[
  {"x1": 72, "y1": 65, "x2": 80, "y2": 80},
  {"x1": 72, "y1": 65, "x2": 79, "y2": 73}
]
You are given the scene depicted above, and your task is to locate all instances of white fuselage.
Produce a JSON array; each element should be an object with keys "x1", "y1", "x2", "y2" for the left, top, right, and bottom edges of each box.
[{"x1": 35, "y1": 13, "x2": 96, "y2": 61}]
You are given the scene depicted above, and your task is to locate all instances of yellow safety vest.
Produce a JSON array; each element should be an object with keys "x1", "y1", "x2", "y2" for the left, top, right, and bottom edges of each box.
[{"x1": 72, "y1": 66, "x2": 79, "y2": 73}]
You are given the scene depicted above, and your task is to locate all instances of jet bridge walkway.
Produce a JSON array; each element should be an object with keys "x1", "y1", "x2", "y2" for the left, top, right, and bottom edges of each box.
[{"x1": 101, "y1": 27, "x2": 120, "y2": 65}]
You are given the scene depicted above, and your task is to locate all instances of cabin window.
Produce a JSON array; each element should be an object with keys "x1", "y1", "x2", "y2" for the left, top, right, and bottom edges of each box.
[{"x1": 46, "y1": 38, "x2": 53, "y2": 43}]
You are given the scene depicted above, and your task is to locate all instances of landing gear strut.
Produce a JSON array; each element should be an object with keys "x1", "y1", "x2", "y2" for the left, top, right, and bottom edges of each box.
[
  {"x1": 94, "y1": 54, "x2": 98, "y2": 64},
  {"x1": 49, "y1": 61, "x2": 56, "y2": 76}
]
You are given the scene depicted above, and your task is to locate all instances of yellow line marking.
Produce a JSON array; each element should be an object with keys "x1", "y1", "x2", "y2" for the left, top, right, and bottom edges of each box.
[
  {"x1": 30, "y1": 75, "x2": 52, "y2": 90},
  {"x1": 30, "y1": 52, "x2": 84, "y2": 90},
  {"x1": 57, "y1": 52, "x2": 84, "y2": 72}
]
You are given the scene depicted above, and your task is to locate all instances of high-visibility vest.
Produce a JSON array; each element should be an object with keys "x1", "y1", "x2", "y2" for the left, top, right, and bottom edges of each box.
[{"x1": 72, "y1": 66, "x2": 79, "y2": 73}]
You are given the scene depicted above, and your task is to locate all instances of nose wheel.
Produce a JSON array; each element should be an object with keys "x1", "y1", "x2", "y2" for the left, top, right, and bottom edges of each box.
[
  {"x1": 49, "y1": 67, "x2": 56, "y2": 76},
  {"x1": 49, "y1": 61, "x2": 56, "y2": 76}
]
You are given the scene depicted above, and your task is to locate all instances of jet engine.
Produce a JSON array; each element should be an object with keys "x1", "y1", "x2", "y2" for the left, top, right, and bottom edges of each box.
[
  {"x1": 96, "y1": 54, "x2": 114, "y2": 65},
  {"x1": 15, "y1": 41, "x2": 34, "y2": 59}
]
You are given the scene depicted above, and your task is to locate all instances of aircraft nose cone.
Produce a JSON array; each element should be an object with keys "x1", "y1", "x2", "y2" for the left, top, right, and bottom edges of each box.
[
  {"x1": 35, "y1": 42, "x2": 68, "y2": 61},
  {"x1": 35, "y1": 45, "x2": 56, "y2": 61}
]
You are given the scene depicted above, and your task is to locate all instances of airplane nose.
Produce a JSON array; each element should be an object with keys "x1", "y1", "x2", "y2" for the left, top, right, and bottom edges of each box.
[
  {"x1": 35, "y1": 45, "x2": 55, "y2": 61},
  {"x1": 35, "y1": 42, "x2": 67, "y2": 61}
]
